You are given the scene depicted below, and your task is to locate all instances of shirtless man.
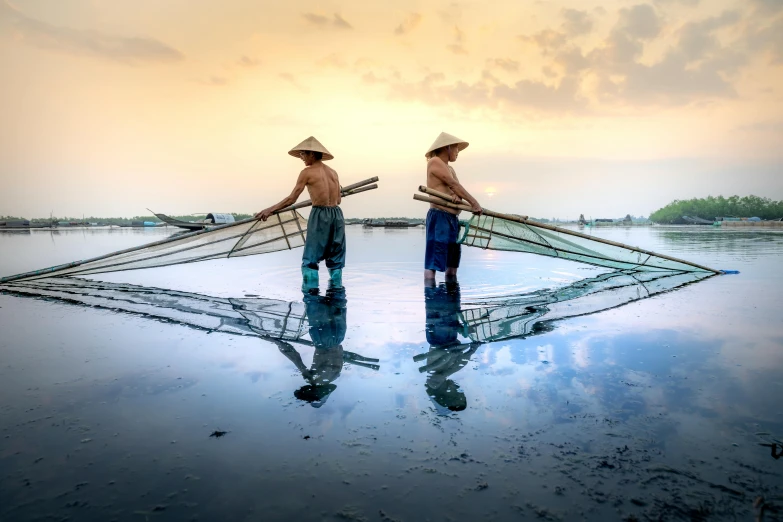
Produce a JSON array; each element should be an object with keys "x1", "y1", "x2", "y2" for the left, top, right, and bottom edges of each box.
[
  {"x1": 424, "y1": 132, "x2": 482, "y2": 281},
  {"x1": 255, "y1": 136, "x2": 345, "y2": 288}
]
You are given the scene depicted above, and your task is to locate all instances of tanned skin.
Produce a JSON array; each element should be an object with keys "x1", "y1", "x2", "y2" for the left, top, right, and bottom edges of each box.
[
  {"x1": 255, "y1": 151, "x2": 341, "y2": 221},
  {"x1": 425, "y1": 144, "x2": 482, "y2": 280}
]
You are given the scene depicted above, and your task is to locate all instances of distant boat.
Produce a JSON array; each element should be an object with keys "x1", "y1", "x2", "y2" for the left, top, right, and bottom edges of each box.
[
  {"x1": 0, "y1": 220, "x2": 30, "y2": 228},
  {"x1": 150, "y1": 211, "x2": 235, "y2": 231},
  {"x1": 363, "y1": 219, "x2": 421, "y2": 228},
  {"x1": 678, "y1": 216, "x2": 714, "y2": 225}
]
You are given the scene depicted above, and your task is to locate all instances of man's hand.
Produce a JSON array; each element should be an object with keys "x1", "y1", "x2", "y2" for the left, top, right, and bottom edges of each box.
[
  {"x1": 451, "y1": 194, "x2": 463, "y2": 204},
  {"x1": 254, "y1": 207, "x2": 274, "y2": 221},
  {"x1": 471, "y1": 201, "x2": 483, "y2": 214}
]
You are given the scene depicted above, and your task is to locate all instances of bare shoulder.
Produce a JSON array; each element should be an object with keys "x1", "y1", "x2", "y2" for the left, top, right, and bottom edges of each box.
[
  {"x1": 427, "y1": 157, "x2": 450, "y2": 177},
  {"x1": 325, "y1": 165, "x2": 339, "y2": 177}
]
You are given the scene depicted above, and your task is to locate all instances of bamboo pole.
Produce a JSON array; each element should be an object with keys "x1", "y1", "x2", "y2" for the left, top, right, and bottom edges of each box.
[
  {"x1": 414, "y1": 188, "x2": 722, "y2": 274},
  {"x1": 0, "y1": 178, "x2": 379, "y2": 284}
]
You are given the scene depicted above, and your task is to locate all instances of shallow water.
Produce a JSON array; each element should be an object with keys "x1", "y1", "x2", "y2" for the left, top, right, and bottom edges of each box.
[{"x1": 1, "y1": 225, "x2": 782, "y2": 521}]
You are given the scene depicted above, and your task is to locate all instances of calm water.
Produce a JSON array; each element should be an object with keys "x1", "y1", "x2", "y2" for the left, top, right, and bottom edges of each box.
[{"x1": 1, "y1": 225, "x2": 782, "y2": 521}]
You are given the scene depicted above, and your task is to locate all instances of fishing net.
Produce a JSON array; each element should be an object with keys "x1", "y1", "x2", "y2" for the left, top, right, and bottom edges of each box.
[
  {"x1": 0, "y1": 210, "x2": 307, "y2": 283},
  {"x1": 460, "y1": 269, "x2": 711, "y2": 343},
  {"x1": 0, "y1": 277, "x2": 380, "y2": 370},
  {"x1": 0, "y1": 276, "x2": 308, "y2": 340},
  {"x1": 2, "y1": 268, "x2": 711, "y2": 349},
  {"x1": 459, "y1": 214, "x2": 714, "y2": 273}
]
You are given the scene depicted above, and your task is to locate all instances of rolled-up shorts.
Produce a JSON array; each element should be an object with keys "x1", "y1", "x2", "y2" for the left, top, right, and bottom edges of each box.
[
  {"x1": 303, "y1": 206, "x2": 346, "y2": 270},
  {"x1": 424, "y1": 208, "x2": 461, "y2": 272}
]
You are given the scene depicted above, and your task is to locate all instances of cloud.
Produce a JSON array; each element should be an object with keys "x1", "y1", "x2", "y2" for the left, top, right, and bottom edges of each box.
[
  {"x1": 394, "y1": 13, "x2": 422, "y2": 35},
  {"x1": 493, "y1": 76, "x2": 585, "y2": 112},
  {"x1": 279, "y1": 72, "x2": 309, "y2": 92},
  {"x1": 554, "y1": 48, "x2": 590, "y2": 74},
  {"x1": 513, "y1": 2, "x2": 748, "y2": 109},
  {"x1": 438, "y1": 2, "x2": 464, "y2": 24},
  {"x1": 448, "y1": 25, "x2": 468, "y2": 54},
  {"x1": 617, "y1": 4, "x2": 661, "y2": 40},
  {"x1": 302, "y1": 12, "x2": 353, "y2": 29},
  {"x1": 454, "y1": 25, "x2": 465, "y2": 43},
  {"x1": 739, "y1": 120, "x2": 783, "y2": 132},
  {"x1": 751, "y1": 0, "x2": 783, "y2": 14},
  {"x1": 322, "y1": 53, "x2": 347, "y2": 68},
  {"x1": 198, "y1": 75, "x2": 229, "y2": 86},
  {"x1": 2, "y1": 1, "x2": 183, "y2": 65},
  {"x1": 747, "y1": 17, "x2": 783, "y2": 64},
  {"x1": 561, "y1": 9, "x2": 593, "y2": 36},
  {"x1": 365, "y1": 69, "x2": 586, "y2": 114},
  {"x1": 237, "y1": 55, "x2": 260, "y2": 68},
  {"x1": 590, "y1": 30, "x2": 644, "y2": 65},
  {"x1": 617, "y1": 54, "x2": 737, "y2": 104},
  {"x1": 302, "y1": 13, "x2": 329, "y2": 26},
  {"x1": 333, "y1": 13, "x2": 352, "y2": 30},
  {"x1": 518, "y1": 29, "x2": 567, "y2": 52},
  {"x1": 518, "y1": 3, "x2": 740, "y2": 107},
  {"x1": 677, "y1": 10, "x2": 741, "y2": 61},
  {"x1": 488, "y1": 58, "x2": 520, "y2": 72},
  {"x1": 654, "y1": 0, "x2": 701, "y2": 5},
  {"x1": 585, "y1": 7, "x2": 745, "y2": 106}
]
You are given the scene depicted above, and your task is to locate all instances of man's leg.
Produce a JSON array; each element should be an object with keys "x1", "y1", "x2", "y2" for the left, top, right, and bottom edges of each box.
[
  {"x1": 444, "y1": 241, "x2": 461, "y2": 281},
  {"x1": 324, "y1": 208, "x2": 346, "y2": 288},
  {"x1": 302, "y1": 208, "x2": 327, "y2": 290},
  {"x1": 424, "y1": 209, "x2": 445, "y2": 280}
]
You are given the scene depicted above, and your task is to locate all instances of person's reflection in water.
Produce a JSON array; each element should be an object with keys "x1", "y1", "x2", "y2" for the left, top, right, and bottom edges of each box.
[
  {"x1": 277, "y1": 284, "x2": 379, "y2": 407},
  {"x1": 415, "y1": 279, "x2": 479, "y2": 413}
]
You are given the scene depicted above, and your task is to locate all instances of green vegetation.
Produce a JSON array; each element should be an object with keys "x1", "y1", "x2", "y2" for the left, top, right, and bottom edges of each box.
[{"x1": 650, "y1": 195, "x2": 783, "y2": 224}]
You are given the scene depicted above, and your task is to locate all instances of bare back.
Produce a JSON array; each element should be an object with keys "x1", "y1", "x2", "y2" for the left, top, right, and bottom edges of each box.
[
  {"x1": 426, "y1": 158, "x2": 461, "y2": 216},
  {"x1": 303, "y1": 163, "x2": 341, "y2": 207}
]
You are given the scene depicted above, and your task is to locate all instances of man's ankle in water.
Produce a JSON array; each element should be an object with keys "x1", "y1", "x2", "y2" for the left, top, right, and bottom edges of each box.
[
  {"x1": 328, "y1": 268, "x2": 343, "y2": 288},
  {"x1": 301, "y1": 266, "x2": 319, "y2": 291}
]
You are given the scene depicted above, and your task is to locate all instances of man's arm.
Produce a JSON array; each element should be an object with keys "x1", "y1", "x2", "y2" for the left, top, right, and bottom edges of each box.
[
  {"x1": 428, "y1": 159, "x2": 482, "y2": 213},
  {"x1": 255, "y1": 170, "x2": 309, "y2": 221}
]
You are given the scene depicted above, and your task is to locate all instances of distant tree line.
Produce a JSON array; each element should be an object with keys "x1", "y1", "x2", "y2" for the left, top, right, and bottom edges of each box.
[
  {"x1": 0, "y1": 214, "x2": 254, "y2": 225},
  {"x1": 649, "y1": 195, "x2": 783, "y2": 224}
]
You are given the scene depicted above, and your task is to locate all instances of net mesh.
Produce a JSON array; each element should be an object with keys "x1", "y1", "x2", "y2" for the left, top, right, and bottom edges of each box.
[
  {"x1": 0, "y1": 211, "x2": 307, "y2": 283},
  {"x1": 1, "y1": 268, "x2": 712, "y2": 347},
  {"x1": 459, "y1": 214, "x2": 711, "y2": 273},
  {"x1": 0, "y1": 277, "x2": 310, "y2": 341},
  {"x1": 0, "y1": 277, "x2": 380, "y2": 370},
  {"x1": 460, "y1": 269, "x2": 711, "y2": 343}
]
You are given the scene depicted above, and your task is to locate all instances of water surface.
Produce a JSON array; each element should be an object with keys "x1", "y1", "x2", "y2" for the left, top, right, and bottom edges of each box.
[{"x1": 1, "y1": 225, "x2": 782, "y2": 521}]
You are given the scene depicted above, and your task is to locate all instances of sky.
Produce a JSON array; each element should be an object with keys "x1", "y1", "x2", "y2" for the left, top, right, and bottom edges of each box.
[{"x1": 0, "y1": 0, "x2": 782, "y2": 219}]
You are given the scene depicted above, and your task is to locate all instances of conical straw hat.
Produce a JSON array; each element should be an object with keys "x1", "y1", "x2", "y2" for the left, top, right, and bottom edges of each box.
[
  {"x1": 425, "y1": 132, "x2": 469, "y2": 158},
  {"x1": 288, "y1": 136, "x2": 334, "y2": 161}
]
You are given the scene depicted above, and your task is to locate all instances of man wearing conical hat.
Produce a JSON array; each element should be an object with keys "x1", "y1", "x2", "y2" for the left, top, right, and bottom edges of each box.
[
  {"x1": 424, "y1": 132, "x2": 482, "y2": 281},
  {"x1": 255, "y1": 136, "x2": 345, "y2": 289}
]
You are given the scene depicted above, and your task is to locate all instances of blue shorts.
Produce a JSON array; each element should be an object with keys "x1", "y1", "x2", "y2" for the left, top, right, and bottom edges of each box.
[{"x1": 424, "y1": 208, "x2": 461, "y2": 272}]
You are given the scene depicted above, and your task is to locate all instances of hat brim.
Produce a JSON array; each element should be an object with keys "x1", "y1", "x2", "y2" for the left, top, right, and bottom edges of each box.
[
  {"x1": 288, "y1": 150, "x2": 334, "y2": 161},
  {"x1": 426, "y1": 141, "x2": 469, "y2": 158}
]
